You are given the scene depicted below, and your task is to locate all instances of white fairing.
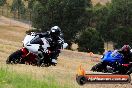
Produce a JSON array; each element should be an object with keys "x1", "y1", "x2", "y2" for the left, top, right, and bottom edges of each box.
[
  {"x1": 22, "y1": 34, "x2": 38, "y2": 53},
  {"x1": 23, "y1": 34, "x2": 35, "y2": 46},
  {"x1": 22, "y1": 34, "x2": 50, "y2": 54}
]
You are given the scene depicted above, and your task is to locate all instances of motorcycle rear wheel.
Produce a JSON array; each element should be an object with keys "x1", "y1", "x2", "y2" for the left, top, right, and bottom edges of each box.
[{"x1": 91, "y1": 62, "x2": 107, "y2": 72}]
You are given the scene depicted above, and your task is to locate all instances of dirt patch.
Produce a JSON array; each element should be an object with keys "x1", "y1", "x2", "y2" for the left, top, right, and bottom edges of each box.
[
  {"x1": 92, "y1": 0, "x2": 111, "y2": 5},
  {"x1": 0, "y1": 16, "x2": 31, "y2": 29}
]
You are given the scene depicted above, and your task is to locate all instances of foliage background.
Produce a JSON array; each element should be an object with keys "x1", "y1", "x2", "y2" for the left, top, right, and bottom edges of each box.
[{"x1": 1, "y1": 0, "x2": 132, "y2": 53}]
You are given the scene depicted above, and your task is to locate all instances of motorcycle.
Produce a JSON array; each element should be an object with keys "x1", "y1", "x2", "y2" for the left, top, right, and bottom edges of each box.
[
  {"x1": 6, "y1": 32, "x2": 68, "y2": 66},
  {"x1": 91, "y1": 50, "x2": 132, "y2": 74}
]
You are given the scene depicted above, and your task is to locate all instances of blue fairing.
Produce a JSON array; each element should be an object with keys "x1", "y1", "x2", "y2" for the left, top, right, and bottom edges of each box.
[{"x1": 102, "y1": 50, "x2": 124, "y2": 64}]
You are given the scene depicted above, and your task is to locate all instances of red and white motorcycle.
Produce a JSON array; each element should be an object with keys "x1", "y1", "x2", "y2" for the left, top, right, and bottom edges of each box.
[{"x1": 6, "y1": 32, "x2": 68, "y2": 66}]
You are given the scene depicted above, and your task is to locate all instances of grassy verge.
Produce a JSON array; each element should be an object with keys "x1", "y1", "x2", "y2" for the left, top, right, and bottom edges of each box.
[{"x1": 0, "y1": 67, "x2": 69, "y2": 88}]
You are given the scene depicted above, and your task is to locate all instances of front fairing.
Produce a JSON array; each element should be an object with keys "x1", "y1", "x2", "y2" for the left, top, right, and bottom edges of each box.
[{"x1": 23, "y1": 34, "x2": 35, "y2": 46}]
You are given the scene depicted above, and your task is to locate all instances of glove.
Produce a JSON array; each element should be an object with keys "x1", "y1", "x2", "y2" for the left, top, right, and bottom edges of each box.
[{"x1": 43, "y1": 49, "x2": 51, "y2": 54}]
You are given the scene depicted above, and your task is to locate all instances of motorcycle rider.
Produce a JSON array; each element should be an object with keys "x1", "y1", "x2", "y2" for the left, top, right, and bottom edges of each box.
[
  {"x1": 37, "y1": 26, "x2": 64, "y2": 64},
  {"x1": 113, "y1": 45, "x2": 132, "y2": 74},
  {"x1": 91, "y1": 44, "x2": 132, "y2": 74},
  {"x1": 118, "y1": 45, "x2": 132, "y2": 63}
]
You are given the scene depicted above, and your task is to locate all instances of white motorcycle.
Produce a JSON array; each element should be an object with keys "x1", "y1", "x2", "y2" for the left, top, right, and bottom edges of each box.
[{"x1": 6, "y1": 32, "x2": 68, "y2": 66}]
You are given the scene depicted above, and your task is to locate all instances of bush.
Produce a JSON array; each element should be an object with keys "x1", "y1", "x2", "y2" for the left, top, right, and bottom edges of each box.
[
  {"x1": 112, "y1": 27, "x2": 132, "y2": 49},
  {"x1": 77, "y1": 27, "x2": 104, "y2": 54}
]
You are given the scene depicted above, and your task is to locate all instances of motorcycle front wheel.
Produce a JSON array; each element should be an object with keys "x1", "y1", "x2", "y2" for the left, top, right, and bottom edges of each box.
[{"x1": 6, "y1": 50, "x2": 22, "y2": 64}]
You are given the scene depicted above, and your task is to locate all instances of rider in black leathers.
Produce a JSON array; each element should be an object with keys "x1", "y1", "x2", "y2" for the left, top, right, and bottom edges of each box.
[
  {"x1": 113, "y1": 45, "x2": 132, "y2": 74},
  {"x1": 118, "y1": 45, "x2": 132, "y2": 63},
  {"x1": 37, "y1": 26, "x2": 64, "y2": 64}
]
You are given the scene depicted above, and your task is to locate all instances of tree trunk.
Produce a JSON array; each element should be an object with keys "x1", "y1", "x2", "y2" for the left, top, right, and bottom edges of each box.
[
  {"x1": 6, "y1": 5, "x2": 8, "y2": 17},
  {"x1": 13, "y1": 12, "x2": 16, "y2": 19},
  {"x1": 2, "y1": 6, "x2": 4, "y2": 15},
  {"x1": 0, "y1": 7, "x2": 1, "y2": 15},
  {"x1": 18, "y1": 11, "x2": 20, "y2": 19},
  {"x1": 29, "y1": 10, "x2": 32, "y2": 21},
  {"x1": 106, "y1": 42, "x2": 108, "y2": 50},
  {"x1": 67, "y1": 42, "x2": 72, "y2": 50}
]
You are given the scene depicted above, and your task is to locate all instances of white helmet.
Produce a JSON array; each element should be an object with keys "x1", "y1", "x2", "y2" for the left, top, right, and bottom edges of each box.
[{"x1": 50, "y1": 26, "x2": 61, "y2": 37}]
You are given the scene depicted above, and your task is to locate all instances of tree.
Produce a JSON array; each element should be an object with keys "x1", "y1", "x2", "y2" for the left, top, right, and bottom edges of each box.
[
  {"x1": 11, "y1": 0, "x2": 26, "y2": 19},
  {"x1": 0, "y1": 0, "x2": 6, "y2": 15},
  {"x1": 77, "y1": 27, "x2": 104, "y2": 54},
  {"x1": 31, "y1": 0, "x2": 92, "y2": 49},
  {"x1": 107, "y1": 0, "x2": 132, "y2": 48},
  {"x1": 96, "y1": 0, "x2": 132, "y2": 41},
  {"x1": 112, "y1": 27, "x2": 132, "y2": 49},
  {"x1": 109, "y1": 0, "x2": 132, "y2": 27},
  {"x1": 28, "y1": 0, "x2": 35, "y2": 10},
  {"x1": 0, "y1": 0, "x2": 6, "y2": 6},
  {"x1": 92, "y1": 3, "x2": 111, "y2": 42},
  {"x1": 95, "y1": 0, "x2": 132, "y2": 50}
]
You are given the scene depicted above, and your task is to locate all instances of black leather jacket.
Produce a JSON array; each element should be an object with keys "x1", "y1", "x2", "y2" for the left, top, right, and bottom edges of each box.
[
  {"x1": 118, "y1": 50, "x2": 132, "y2": 63},
  {"x1": 37, "y1": 32, "x2": 64, "y2": 51}
]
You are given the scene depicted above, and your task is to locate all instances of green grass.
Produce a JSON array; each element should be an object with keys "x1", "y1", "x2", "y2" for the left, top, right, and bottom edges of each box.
[{"x1": 0, "y1": 67, "x2": 69, "y2": 88}]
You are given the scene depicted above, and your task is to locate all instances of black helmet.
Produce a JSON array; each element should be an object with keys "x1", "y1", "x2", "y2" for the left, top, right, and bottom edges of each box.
[
  {"x1": 50, "y1": 26, "x2": 61, "y2": 37},
  {"x1": 121, "y1": 45, "x2": 131, "y2": 52}
]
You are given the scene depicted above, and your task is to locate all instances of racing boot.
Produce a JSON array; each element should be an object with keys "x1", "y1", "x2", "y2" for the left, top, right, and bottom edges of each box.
[
  {"x1": 51, "y1": 59, "x2": 57, "y2": 64},
  {"x1": 126, "y1": 67, "x2": 132, "y2": 75},
  {"x1": 37, "y1": 46, "x2": 45, "y2": 66},
  {"x1": 50, "y1": 51, "x2": 58, "y2": 65}
]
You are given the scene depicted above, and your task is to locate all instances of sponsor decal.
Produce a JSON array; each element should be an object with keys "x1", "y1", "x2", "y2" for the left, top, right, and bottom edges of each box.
[
  {"x1": 76, "y1": 65, "x2": 131, "y2": 85},
  {"x1": 76, "y1": 74, "x2": 131, "y2": 85}
]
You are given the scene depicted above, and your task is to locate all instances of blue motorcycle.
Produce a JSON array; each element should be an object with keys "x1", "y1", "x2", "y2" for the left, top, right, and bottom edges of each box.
[{"x1": 91, "y1": 50, "x2": 132, "y2": 74}]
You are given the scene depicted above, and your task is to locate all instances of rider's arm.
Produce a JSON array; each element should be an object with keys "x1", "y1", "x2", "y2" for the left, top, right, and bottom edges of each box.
[{"x1": 36, "y1": 32, "x2": 50, "y2": 38}]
